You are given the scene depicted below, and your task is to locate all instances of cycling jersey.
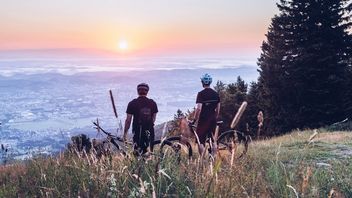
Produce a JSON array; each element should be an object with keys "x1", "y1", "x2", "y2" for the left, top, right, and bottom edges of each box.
[
  {"x1": 126, "y1": 96, "x2": 158, "y2": 154},
  {"x1": 196, "y1": 88, "x2": 220, "y2": 144}
]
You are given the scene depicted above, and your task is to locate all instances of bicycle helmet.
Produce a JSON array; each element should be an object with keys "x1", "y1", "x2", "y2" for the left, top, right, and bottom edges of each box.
[
  {"x1": 200, "y1": 73, "x2": 212, "y2": 85},
  {"x1": 137, "y1": 83, "x2": 149, "y2": 91}
]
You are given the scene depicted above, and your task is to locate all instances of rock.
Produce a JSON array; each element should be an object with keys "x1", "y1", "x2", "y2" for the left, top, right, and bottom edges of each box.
[{"x1": 316, "y1": 162, "x2": 332, "y2": 167}]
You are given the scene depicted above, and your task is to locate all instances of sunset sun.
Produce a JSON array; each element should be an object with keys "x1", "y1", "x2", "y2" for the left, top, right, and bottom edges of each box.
[{"x1": 118, "y1": 40, "x2": 128, "y2": 51}]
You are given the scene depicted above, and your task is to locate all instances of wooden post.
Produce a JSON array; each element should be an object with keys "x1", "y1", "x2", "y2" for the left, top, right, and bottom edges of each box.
[
  {"x1": 230, "y1": 101, "x2": 248, "y2": 129},
  {"x1": 257, "y1": 111, "x2": 264, "y2": 138},
  {"x1": 109, "y1": 90, "x2": 120, "y2": 135},
  {"x1": 109, "y1": 90, "x2": 118, "y2": 119}
]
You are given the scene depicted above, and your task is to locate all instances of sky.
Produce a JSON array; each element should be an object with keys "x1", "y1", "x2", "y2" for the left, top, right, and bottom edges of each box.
[{"x1": 0, "y1": 0, "x2": 278, "y2": 57}]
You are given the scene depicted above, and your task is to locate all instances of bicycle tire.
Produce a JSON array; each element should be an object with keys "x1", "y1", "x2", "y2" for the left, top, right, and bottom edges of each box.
[
  {"x1": 159, "y1": 136, "x2": 193, "y2": 159},
  {"x1": 217, "y1": 130, "x2": 249, "y2": 159}
]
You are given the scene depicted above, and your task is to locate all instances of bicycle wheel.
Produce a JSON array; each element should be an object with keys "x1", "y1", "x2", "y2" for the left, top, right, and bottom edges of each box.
[
  {"x1": 159, "y1": 136, "x2": 193, "y2": 160},
  {"x1": 217, "y1": 130, "x2": 249, "y2": 159}
]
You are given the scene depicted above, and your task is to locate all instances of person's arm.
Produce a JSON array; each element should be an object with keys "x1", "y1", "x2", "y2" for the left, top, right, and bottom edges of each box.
[
  {"x1": 194, "y1": 92, "x2": 202, "y2": 124},
  {"x1": 215, "y1": 102, "x2": 221, "y2": 119},
  {"x1": 194, "y1": 103, "x2": 202, "y2": 124},
  {"x1": 123, "y1": 114, "x2": 132, "y2": 142},
  {"x1": 152, "y1": 113, "x2": 157, "y2": 123},
  {"x1": 152, "y1": 100, "x2": 158, "y2": 124}
]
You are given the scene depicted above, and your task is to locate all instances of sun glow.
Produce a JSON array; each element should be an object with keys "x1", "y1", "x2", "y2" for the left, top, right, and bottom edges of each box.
[{"x1": 118, "y1": 40, "x2": 128, "y2": 51}]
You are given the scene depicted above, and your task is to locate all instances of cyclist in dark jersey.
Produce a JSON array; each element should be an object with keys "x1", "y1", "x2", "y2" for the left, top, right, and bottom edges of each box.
[
  {"x1": 123, "y1": 83, "x2": 158, "y2": 155},
  {"x1": 194, "y1": 74, "x2": 220, "y2": 155}
]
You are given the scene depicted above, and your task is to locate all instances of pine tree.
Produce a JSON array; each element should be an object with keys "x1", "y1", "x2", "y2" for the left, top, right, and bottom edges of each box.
[
  {"x1": 214, "y1": 80, "x2": 227, "y2": 100},
  {"x1": 245, "y1": 82, "x2": 262, "y2": 136},
  {"x1": 218, "y1": 76, "x2": 248, "y2": 132},
  {"x1": 291, "y1": 0, "x2": 351, "y2": 127},
  {"x1": 257, "y1": 8, "x2": 295, "y2": 134},
  {"x1": 346, "y1": 60, "x2": 352, "y2": 119},
  {"x1": 258, "y1": 0, "x2": 352, "y2": 135},
  {"x1": 344, "y1": 2, "x2": 352, "y2": 119},
  {"x1": 168, "y1": 109, "x2": 185, "y2": 136}
]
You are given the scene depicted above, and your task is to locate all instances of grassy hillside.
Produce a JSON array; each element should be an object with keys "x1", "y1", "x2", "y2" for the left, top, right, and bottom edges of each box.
[{"x1": 0, "y1": 130, "x2": 351, "y2": 197}]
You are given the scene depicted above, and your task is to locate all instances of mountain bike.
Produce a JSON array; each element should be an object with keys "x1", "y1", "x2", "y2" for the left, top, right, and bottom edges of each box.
[
  {"x1": 187, "y1": 119, "x2": 250, "y2": 159},
  {"x1": 92, "y1": 122, "x2": 193, "y2": 159}
]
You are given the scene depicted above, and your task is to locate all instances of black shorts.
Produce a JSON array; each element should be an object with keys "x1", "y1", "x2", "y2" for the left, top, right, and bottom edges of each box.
[
  {"x1": 132, "y1": 127, "x2": 155, "y2": 154},
  {"x1": 196, "y1": 118, "x2": 216, "y2": 145}
]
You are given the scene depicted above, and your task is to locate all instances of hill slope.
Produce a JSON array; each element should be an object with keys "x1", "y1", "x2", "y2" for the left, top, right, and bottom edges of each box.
[{"x1": 0, "y1": 130, "x2": 351, "y2": 197}]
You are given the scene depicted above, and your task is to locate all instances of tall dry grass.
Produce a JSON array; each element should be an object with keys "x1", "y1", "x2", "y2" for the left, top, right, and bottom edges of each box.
[{"x1": 0, "y1": 131, "x2": 351, "y2": 197}]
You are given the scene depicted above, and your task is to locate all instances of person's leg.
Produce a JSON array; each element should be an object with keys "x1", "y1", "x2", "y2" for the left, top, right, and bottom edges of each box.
[
  {"x1": 209, "y1": 119, "x2": 217, "y2": 156},
  {"x1": 133, "y1": 128, "x2": 144, "y2": 156},
  {"x1": 196, "y1": 123, "x2": 207, "y2": 158},
  {"x1": 140, "y1": 129, "x2": 148, "y2": 154},
  {"x1": 132, "y1": 131, "x2": 139, "y2": 156}
]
